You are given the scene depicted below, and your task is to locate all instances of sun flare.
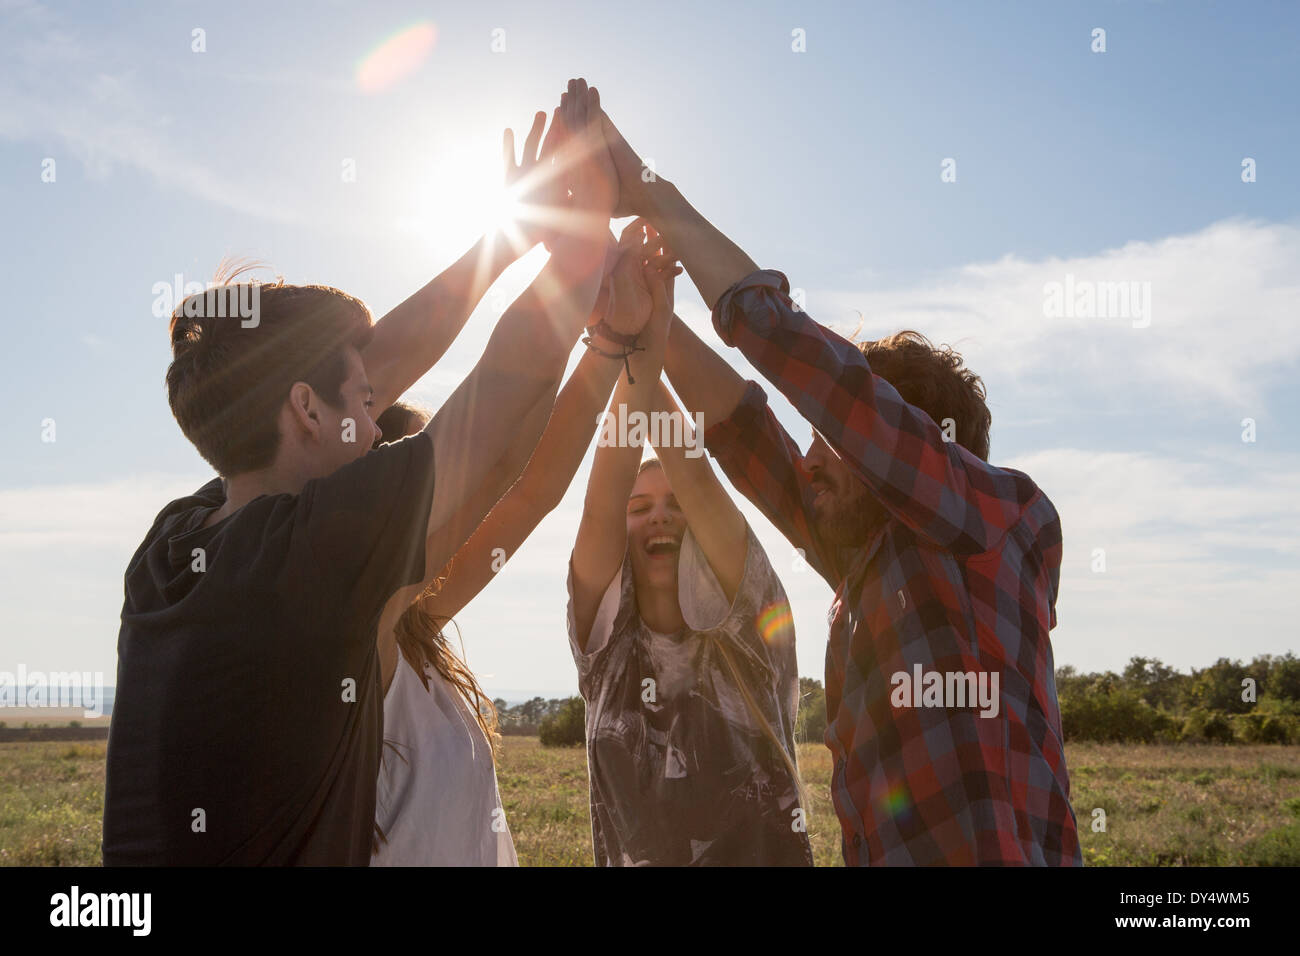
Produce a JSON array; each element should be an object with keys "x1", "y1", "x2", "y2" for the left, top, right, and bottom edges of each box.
[{"x1": 400, "y1": 145, "x2": 532, "y2": 257}]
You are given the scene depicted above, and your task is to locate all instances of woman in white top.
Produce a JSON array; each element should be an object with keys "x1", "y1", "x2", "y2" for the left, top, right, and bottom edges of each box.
[
  {"x1": 368, "y1": 220, "x2": 667, "y2": 864},
  {"x1": 370, "y1": 396, "x2": 517, "y2": 866}
]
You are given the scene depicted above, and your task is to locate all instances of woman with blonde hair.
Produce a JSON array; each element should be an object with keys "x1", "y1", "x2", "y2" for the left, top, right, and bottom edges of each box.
[
  {"x1": 368, "y1": 220, "x2": 662, "y2": 865},
  {"x1": 567, "y1": 228, "x2": 812, "y2": 867}
]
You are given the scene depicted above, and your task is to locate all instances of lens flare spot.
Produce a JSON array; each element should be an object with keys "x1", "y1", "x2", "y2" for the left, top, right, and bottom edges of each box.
[
  {"x1": 356, "y1": 22, "x2": 436, "y2": 94},
  {"x1": 878, "y1": 780, "x2": 913, "y2": 823},
  {"x1": 757, "y1": 601, "x2": 794, "y2": 644}
]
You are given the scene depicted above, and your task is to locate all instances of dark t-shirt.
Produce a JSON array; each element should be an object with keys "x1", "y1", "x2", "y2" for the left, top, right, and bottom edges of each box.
[{"x1": 103, "y1": 432, "x2": 436, "y2": 866}]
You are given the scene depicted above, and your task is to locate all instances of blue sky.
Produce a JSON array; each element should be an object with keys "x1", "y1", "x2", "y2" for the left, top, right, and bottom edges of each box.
[{"x1": 1, "y1": 0, "x2": 1298, "y2": 698}]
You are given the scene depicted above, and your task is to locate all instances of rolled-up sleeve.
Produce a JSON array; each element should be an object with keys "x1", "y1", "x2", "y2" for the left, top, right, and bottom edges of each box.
[{"x1": 708, "y1": 268, "x2": 1041, "y2": 556}]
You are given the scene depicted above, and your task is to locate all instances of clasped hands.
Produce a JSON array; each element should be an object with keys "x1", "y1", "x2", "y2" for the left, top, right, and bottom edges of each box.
[{"x1": 502, "y1": 78, "x2": 677, "y2": 350}]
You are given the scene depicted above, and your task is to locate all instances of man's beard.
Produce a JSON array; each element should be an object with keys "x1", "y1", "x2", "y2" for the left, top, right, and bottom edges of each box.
[{"x1": 814, "y1": 481, "x2": 882, "y2": 548}]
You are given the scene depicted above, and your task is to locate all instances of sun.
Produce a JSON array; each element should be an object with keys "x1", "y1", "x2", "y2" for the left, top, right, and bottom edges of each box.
[{"x1": 400, "y1": 144, "x2": 531, "y2": 258}]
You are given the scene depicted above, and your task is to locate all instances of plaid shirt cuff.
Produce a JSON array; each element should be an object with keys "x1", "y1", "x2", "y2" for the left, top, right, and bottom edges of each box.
[{"x1": 710, "y1": 269, "x2": 791, "y2": 346}]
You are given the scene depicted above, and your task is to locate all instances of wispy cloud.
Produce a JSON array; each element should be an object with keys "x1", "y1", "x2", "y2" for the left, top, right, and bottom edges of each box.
[
  {"x1": 0, "y1": 2, "x2": 301, "y2": 223},
  {"x1": 814, "y1": 219, "x2": 1300, "y2": 412}
]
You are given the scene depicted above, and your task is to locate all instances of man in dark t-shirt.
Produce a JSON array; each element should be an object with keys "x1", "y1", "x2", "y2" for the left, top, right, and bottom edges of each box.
[
  {"x1": 103, "y1": 82, "x2": 620, "y2": 865},
  {"x1": 105, "y1": 435, "x2": 435, "y2": 865}
]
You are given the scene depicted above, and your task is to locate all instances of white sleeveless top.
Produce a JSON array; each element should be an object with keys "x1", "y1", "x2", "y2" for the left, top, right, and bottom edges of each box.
[{"x1": 372, "y1": 654, "x2": 518, "y2": 866}]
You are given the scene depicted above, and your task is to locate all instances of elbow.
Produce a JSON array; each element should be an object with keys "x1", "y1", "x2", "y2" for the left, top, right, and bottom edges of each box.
[
  {"x1": 507, "y1": 483, "x2": 564, "y2": 533},
  {"x1": 525, "y1": 481, "x2": 566, "y2": 519}
]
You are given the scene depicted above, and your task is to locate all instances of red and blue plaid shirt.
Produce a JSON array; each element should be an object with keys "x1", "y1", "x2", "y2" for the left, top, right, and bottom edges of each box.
[{"x1": 704, "y1": 270, "x2": 1080, "y2": 865}]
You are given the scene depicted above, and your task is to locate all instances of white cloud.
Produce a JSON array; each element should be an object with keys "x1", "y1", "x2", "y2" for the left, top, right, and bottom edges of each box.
[
  {"x1": 1006, "y1": 447, "x2": 1300, "y2": 673},
  {"x1": 0, "y1": 475, "x2": 210, "y2": 548},
  {"x1": 816, "y1": 218, "x2": 1300, "y2": 411}
]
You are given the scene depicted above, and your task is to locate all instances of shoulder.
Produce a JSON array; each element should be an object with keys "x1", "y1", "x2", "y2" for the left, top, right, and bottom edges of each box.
[
  {"x1": 153, "y1": 477, "x2": 224, "y2": 535},
  {"x1": 124, "y1": 477, "x2": 224, "y2": 573},
  {"x1": 679, "y1": 522, "x2": 783, "y2": 632},
  {"x1": 301, "y1": 432, "x2": 435, "y2": 501},
  {"x1": 566, "y1": 550, "x2": 634, "y2": 664}
]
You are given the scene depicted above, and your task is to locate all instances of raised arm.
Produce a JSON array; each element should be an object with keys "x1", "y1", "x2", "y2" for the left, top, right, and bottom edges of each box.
[
  {"x1": 662, "y1": 314, "x2": 747, "y2": 430},
  {"x1": 707, "y1": 273, "x2": 1037, "y2": 555},
  {"x1": 664, "y1": 314, "x2": 836, "y2": 584},
  {"x1": 599, "y1": 112, "x2": 756, "y2": 310},
  {"x1": 420, "y1": 81, "x2": 617, "y2": 565},
  {"x1": 421, "y1": 345, "x2": 630, "y2": 623},
  {"x1": 647, "y1": 380, "x2": 746, "y2": 603},
  {"x1": 570, "y1": 223, "x2": 675, "y2": 652},
  {"x1": 361, "y1": 110, "x2": 570, "y2": 413},
  {"x1": 601, "y1": 108, "x2": 1035, "y2": 555}
]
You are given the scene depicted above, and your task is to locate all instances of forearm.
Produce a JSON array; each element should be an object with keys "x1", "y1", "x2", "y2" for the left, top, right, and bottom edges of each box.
[
  {"x1": 649, "y1": 382, "x2": 746, "y2": 598},
  {"x1": 642, "y1": 179, "x2": 758, "y2": 310},
  {"x1": 663, "y1": 313, "x2": 748, "y2": 430},
  {"x1": 422, "y1": 245, "x2": 605, "y2": 537},
  {"x1": 571, "y1": 329, "x2": 667, "y2": 607},
  {"x1": 580, "y1": 360, "x2": 659, "y2": 527},
  {"x1": 585, "y1": 309, "x2": 670, "y2": 506},
  {"x1": 363, "y1": 231, "x2": 525, "y2": 411},
  {"x1": 513, "y1": 348, "x2": 624, "y2": 511},
  {"x1": 646, "y1": 379, "x2": 713, "y2": 498},
  {"x1": 422, "y1": 351, "x2": 624, "y2": 622},
  {"x1": 718, "y1": 272, "x2": 1021, "y2": 553},
  {"x1": 482, "y1": 244, "x2": 607, "y2": 381},
  {"x1": 431, "y1": 380, "x2": 555, "y2": 559}
]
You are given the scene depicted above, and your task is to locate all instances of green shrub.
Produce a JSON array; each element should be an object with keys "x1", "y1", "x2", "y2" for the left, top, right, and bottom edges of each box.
[
  {"x1": 1235, "y1": 713, "x2": 1294, "y2": 744},
  {"x1": 1238, "y1": 822, "x2": 1300, "y2": 866},
  {"x1": 539, "y1": 697, "x2": 586, "y2": 748},
  {"x1": 1179, "y1": 708, "x2": 1234, "y2": 743},
  {"x1": 1060, "y1": 687, "x2": 1177, "y2": 743}
]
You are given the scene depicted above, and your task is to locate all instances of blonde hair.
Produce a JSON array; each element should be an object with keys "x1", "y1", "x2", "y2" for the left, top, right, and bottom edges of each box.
[
  {"x1": 393, "y1": 579, "x2": 501, "y2": 758},
  {"x1": 714, "y1": 640, "x2": 810, "y2": 814},
  {"x1": 373, "y1": 401, "x2": 501, "y2": 757},
  {"x1": 630, "y1": 457, "x2": 809, "y2": 813}
]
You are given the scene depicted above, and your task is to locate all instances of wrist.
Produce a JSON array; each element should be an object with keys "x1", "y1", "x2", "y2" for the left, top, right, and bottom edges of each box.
[
  {"x1": 640, "y1": 176, "x2": 678, "y2": 224},
  {"x1": 588, "y1": 325, "x2": 630, "y2": 352},
  {"x1": 486, "y1": 226, "x2": 533, "y2": 264},
  {"x1": 548, "y1": 229, "x2": 608, "y2": 276},
  {"x1": 569, "y1": 182, "x2": 618, "y2": 220}
]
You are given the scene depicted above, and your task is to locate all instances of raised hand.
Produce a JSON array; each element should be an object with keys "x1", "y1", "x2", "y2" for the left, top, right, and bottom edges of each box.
[
  {"x1": 640, "y1": 224, "x2": 678, "y2": 351},
  {"x1": 598, "y1": 218, "x2": 681, "y2": 338},
  {"x1": 599, "y1": 109, "x2": 656, "y2": 218},
  {"x1": 563, "y1": 79, "x2": 618, "y2": 217},
  {"x1": 503, "y1": 108, "x2": 568, "y2": 249},
  {"x1": 603, "y1": 219, "x2": 658, "y2": 338}
]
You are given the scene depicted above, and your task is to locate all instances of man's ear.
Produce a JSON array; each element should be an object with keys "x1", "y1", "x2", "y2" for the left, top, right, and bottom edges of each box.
[{"x1": 285, "y1": 381, "x2": 322, "y2": 439}]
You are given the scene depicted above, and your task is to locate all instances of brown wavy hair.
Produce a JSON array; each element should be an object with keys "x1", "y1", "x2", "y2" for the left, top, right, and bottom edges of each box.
[
  {"x1": 374, "y1": 400, "x2": 501, "y2": 760},
  {"x1": 857, "y1": 331, "x2": 992, "y2": 461}
]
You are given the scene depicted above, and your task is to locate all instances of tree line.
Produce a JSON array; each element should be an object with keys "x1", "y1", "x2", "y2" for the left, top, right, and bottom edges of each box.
[{"x1": 509, "y1": 653, "x2": 1300, "y2": 748}]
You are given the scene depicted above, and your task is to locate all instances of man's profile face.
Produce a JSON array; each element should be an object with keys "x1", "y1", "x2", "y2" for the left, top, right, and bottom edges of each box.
[
  {"x1": 802, "y1": 431, "x2": 882, "y2": 547},
  {"x1": 312, "y1": 346, "x2": 382, "y2": 475}
]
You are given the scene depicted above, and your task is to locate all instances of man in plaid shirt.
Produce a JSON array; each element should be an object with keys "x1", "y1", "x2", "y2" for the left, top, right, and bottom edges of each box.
[{"x1": 599, "y1": 111, "x2": 1080, "y2": 865}]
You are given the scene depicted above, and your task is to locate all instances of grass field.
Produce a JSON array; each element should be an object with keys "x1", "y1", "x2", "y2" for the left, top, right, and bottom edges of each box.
[{"x1": 3, "y1": 737, "x2": 1298, "y2": 866}]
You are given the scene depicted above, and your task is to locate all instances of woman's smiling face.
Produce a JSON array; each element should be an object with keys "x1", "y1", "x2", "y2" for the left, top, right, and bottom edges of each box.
[{"x1": 626, "y1": 463, "x2": 686, "y2": 595}]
